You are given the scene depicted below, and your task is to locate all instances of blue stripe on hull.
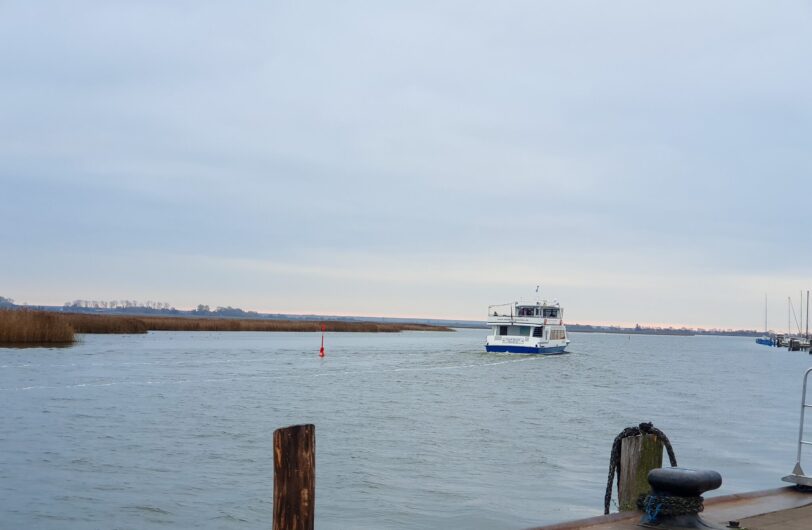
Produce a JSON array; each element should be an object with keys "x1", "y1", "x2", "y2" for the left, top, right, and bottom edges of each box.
[{"x1": 485, "y1": 344, "x2": 568, "y2": 355}]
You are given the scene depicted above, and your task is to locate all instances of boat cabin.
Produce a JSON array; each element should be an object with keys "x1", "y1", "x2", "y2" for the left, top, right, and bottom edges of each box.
[
  {"x1": 516, "y1": 305, "x2": 560, "y2": 318},
  {"x1": 494, "y1": 325, "x2": 545, "y2": 337},
  {"x1": 485, "y1": 297, "x2": 570, "y2": 354},
  {"x1": 488, "y1": 302, "x2": 563, "y2": 322}
]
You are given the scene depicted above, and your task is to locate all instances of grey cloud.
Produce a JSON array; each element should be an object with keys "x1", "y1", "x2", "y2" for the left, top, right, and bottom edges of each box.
[{"x1": 1, "y1": 1, "x2": 810, "y2": 325}]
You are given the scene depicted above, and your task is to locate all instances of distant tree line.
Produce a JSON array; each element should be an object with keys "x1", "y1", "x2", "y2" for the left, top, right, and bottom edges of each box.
[
  {"x1": 64, "y1": 300, "x2": 175, "y2": 310},
  {"x1": 568, "y1": 323, "x2": 761, "y2": 337},
  {"x1": 58, "y1": 299, "x2": 260, "y2": 318},
  {"x1": 0, "y1": 293, "x2": 764, "y2": 335},
  {"x1": 192, "y1": 304, "x2": 260, "y2": 318}
]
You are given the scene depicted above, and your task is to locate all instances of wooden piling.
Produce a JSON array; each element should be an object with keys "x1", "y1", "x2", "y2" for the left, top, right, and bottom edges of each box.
[
  {"x1": 273, "y1": 424, "x2": 315, "y2": 530},
  {"x1": 618, "y1": 433, "x2": 663, "y2": 511}
]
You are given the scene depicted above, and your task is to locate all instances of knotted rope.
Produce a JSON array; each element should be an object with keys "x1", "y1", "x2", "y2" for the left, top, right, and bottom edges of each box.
[
  {"x1": 603, "y1": 422, "x2": 677, "y2": 515},
  {"x1": 637, "y1": 492, "x2": 705, "y2": 523}
]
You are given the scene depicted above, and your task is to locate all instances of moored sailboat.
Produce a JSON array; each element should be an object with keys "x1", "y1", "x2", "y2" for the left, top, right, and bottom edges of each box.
[{"x1": 756, "y1": 294, "x2": 773, "y2": 346}]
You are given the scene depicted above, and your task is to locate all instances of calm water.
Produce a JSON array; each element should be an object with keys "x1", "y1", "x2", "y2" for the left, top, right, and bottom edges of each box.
[{"x1": 1, "y1": 330, "x2": 809, "y2": 529}]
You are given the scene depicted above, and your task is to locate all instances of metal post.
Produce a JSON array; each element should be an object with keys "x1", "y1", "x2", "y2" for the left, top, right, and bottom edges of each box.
[{"x1": 795, "y1": 369, "x2": 812, "y2": 470}]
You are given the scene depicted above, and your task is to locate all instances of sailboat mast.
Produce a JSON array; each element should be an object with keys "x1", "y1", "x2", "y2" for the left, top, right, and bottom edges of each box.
[
  {"x1": 765, "y1": 294, "x2": 768, "y2": 334},
  {"x1": 806, "y1": 290, "x2": 809, "y2": 339}
]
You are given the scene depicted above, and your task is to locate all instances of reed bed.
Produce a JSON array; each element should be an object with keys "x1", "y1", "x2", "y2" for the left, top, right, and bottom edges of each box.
[
  {"x1": 137, "y1": 317, "x2": 452, "y2": 333},
  {"x1": 0, "y1": 310, "x2": 451, "y2": 345},
  {"x1": 62, "y1": 313, "x2": 149, "y2": 334},
  {"x1": 0, "y1": 309, "x2": 75, "y2": 345}
]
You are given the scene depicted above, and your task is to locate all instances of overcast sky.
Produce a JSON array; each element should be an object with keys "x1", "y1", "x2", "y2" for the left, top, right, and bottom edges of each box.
[{"x1": 2, "y1": 1, "x2": 810, "y2": 329}]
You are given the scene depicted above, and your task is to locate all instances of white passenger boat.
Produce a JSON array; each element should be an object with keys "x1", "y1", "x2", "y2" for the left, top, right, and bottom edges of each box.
[{"x1": 485, "y1": 298, "x2": 570, "y2": 354}]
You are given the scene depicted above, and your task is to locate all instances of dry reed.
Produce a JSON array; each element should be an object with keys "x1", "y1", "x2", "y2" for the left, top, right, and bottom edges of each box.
[
  {"x1": 62, "y1": 313, "x2": 148, "y2": 334},
  {"x1": 0, "y1": 309, "x2": 75, "y2": 344},
  {"x1": 137, "y1": 317, "x2": 451, "y2": 333},
  {"x1": 0, "y1": 310, "x2": 452, "y2": 345}
]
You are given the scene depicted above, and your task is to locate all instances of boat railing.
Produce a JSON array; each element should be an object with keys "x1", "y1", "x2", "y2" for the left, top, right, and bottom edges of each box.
[
  {"x1": 487, "y1": 303, "x2": 561, "y2": 321},
  {"x1": 783, "y1": 367, "x2": 812, "y2": 487},
  {"x1": 488, "y1": 315, "x2": 543, "y2": 323},
  {"x1": 487, "y1": 303, "x2": 514, "y2": 315}
]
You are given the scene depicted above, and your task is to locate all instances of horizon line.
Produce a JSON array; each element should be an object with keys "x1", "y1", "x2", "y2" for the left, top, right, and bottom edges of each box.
[{"x1": 10, "y1": 300, "x2": 766, "y2": 332}]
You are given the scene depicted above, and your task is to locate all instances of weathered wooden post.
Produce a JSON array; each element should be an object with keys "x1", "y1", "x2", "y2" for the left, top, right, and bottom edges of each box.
[
  {"x1": 273, "y1": 424, "x2": 315, "y2": 530},
  {"x1": 618, "y1": 433, "x2": 663, "y2": 511}
]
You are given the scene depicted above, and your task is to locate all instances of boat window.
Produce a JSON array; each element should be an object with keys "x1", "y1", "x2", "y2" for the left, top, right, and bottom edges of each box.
[
  {"x1": 518, "y1": 326, "x2": 531, "y2": 337},
  {"x1": 533, "y1": 327, "x2": 543, "y2": 337},
  {"x1": 549, "y1": 329, "x2": 567, "y2": 340},
  {"x1": 499, "y1": 325, "x2": 508, "y2": 336},
  {"x1": 543, "y1": 308, "x2": 559, "y2": 318}
]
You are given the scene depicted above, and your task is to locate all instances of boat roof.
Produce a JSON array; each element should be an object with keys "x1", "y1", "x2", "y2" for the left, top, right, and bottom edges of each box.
[{"x1": 490, "y1": 301, "x2": 562, "y2": 308}]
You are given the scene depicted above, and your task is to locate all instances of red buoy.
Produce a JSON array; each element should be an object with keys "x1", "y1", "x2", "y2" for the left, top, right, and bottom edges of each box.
[{"x1": 319, "y1": 323, "x2": 326, "y2": 357}]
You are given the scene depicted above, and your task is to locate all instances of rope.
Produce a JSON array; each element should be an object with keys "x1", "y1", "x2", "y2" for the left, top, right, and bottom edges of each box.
[
  {"x1": 638, "y1": 493, "x2": 704, "y2": 523},
  {"x1": 603, "y1": 422, "x2": 678, "y2": 515}
]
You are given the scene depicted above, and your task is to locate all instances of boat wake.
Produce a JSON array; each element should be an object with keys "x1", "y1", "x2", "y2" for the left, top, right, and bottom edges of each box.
[{"x1": 0, "y1": 355, "x2": 543, "y2": 392}]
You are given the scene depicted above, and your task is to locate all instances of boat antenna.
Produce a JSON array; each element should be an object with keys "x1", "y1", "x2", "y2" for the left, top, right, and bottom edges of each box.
[{"x1": 536, "y1": 284, "x2": 540, "y2": 304}]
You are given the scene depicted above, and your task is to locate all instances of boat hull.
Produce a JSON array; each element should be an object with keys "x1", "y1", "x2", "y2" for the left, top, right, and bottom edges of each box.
[
  {"x1": 485, "y1": 344, "x2": 568, "y2": 355},
  {"x1": 756, "y1": 337, "x2": 773, "y2": 346}
]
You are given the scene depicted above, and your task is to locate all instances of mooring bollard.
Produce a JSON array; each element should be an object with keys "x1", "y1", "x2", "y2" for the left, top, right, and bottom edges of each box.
[
  {"x1": 640, "y1": 466, "x2": 723, "y2": 528},
  {"x1": 273, "y1": 424, "x2": 315, "y2": 530},
  {"x1": 619, "y1": 433, "x2": 663, "y2": 511}
]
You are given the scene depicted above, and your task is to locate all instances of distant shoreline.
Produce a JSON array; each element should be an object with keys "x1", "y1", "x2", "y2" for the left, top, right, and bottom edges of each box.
[
  {"x1": 0, "y1": 302, "x2": 764, "y2": 340},
  {"x1": 0, "y1": 309, "x2": 453, "y2": 347},
  {"x1": 565, "y1": 324, "x2": 761, "y2": 337}
]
